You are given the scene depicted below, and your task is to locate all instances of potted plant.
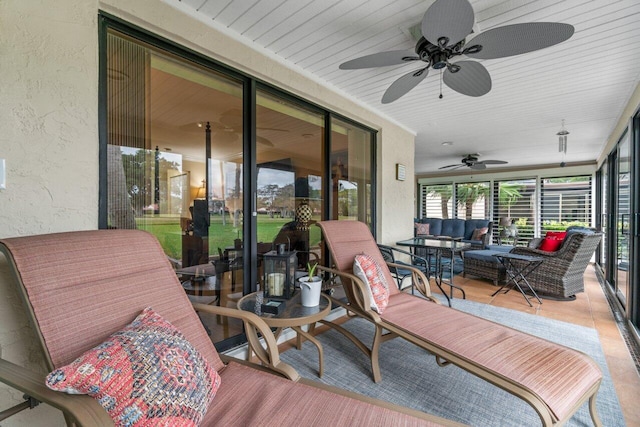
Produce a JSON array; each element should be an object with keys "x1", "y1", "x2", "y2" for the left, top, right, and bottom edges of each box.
[{"x1": 298, "y1": 263, "x2": 322, "y2": 307}]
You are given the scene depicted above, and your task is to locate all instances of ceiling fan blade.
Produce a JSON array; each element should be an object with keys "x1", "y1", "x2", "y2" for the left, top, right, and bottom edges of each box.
[
  {"x1": 381, "y1": 67, "x2": 429, "y2": 104},
  {"x1": 257, "y1": 136, "x2": 274, "y2": 147},
  {"x1": 480, "y1": 160, "x2": 508, "y2": 165},
  {"x1": 339, "y1": 50, "x2": 419, "y2": 70},
  {"x1": 443, "y1": 61, "x2": 491, "y2": 97},
  {"x1": 438, "y1": 163, "x2": 462, "y2": 170},
  {"x1": 219, "y1": 109, "x2": 243, "y2": 128},
  {"x1": 257, "y1": 126, "x2": 289, "y2": 133},
  {"x1": 444, "y1": 164, "x2": 466, "y2": 171},
  {"x1": 214, "y1": 131, "x2": 238, "y2": 144},
  {"x1": 421, "y1": 0, "x2": 474, "y2": 48},
  {"x1": 210, "y1": 122, "x2": 227, "y2": 131},
  {"x1": 470, "y1": 163, "x2": 486, "y2": 170},
  {"x1": 465, "y1": 22, "x2": 574, "y2": 60}
]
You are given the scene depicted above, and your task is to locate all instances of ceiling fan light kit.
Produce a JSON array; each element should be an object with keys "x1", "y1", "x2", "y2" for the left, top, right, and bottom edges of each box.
[{"x1": 339, "y1": 0, "x2": 574, "y2": 103}]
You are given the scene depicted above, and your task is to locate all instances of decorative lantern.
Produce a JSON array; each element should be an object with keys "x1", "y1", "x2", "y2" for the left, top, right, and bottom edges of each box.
[{"x1": 263, "y1": 250, "x2": 297, "y2": 299}]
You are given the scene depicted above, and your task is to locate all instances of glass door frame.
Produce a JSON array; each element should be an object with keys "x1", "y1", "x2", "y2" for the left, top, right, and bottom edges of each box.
[
  {"x1": 99, "y1": 13, "x2": 378, "y2": 349},
  {"x1": 630, "y1": 110, "x2": 640, "y2": 330}
]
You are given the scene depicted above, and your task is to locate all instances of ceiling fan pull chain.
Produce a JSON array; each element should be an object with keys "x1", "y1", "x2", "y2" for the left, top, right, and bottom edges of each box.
[{"x1": 439, "y1": 69, "x2": 443, "y2": 99}]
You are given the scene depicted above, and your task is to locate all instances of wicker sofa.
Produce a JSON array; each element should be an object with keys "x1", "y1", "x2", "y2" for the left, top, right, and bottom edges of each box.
[
  {"x1": 415, "y1": 218, "x2": 493, "y2": 249},
  {"x1": 509, "y1": 230, "x2": 603, "y2": 299}
]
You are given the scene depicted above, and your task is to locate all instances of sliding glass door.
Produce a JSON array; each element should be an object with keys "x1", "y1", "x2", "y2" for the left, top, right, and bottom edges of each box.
[
  {"x1": 255, "y1": 89, "x2": 325, "y2": 281},
  {"x1": 101, "y1": 18, "x2": 377, "y2": 348},
  {"x1": 105, "y1": 29, "x2": 247, "y2": 343}
]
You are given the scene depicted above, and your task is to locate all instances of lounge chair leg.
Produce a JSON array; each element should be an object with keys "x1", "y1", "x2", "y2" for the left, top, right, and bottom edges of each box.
[
  {"x1": 589, "y1": 394, "x2": 602, "y2": 427},
  {"x1": 435, "y1": 356, "x2": 451, "y2": 367},
  {"x1": 371, "y1": 326, "x2": 383, "y2": 383}
]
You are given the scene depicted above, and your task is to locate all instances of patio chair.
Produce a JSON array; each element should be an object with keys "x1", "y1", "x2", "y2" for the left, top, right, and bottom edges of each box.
[
  {"x1": 377, "y1": 244, "x2": 428, "y2": 291},
  {"x1": 509, "y1": 230, "x2": 603, "y2": 299},
  {"x1": 0, "y1": 229, "x2": 460, "y2": 426},
  {"x1": 376, "y1": 244, "x2": 463, "y2": 307},
  {"x1": 317, "y1": 220, "x2": 603, "y2": 427}
]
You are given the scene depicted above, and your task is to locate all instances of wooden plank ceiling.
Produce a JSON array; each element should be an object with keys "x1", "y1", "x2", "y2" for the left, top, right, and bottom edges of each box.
[{"x1": 171, "y1": 0, "x2": 640, "y2": 174}]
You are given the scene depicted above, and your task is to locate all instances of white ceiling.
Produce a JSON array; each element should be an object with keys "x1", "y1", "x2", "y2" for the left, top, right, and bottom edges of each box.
[{"x1": 171, "y1": 0, "x2": 640, "y2": 175}]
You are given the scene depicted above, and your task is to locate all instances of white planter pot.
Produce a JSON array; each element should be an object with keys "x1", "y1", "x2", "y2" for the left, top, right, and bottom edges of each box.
[{"x1": 298, "y1": 276, "x2": 322, "y2": 307}]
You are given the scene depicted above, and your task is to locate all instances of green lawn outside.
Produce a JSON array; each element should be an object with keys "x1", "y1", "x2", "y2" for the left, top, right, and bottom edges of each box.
[{"x1": 137, "y1": 215, "x2": 322, "y2": 260}]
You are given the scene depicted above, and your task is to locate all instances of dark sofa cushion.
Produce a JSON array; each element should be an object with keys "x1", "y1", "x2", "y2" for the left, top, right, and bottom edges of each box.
[
  {"x1": 440, "y1": 219, "x2": 465, "y2": 238},
  {"x1": 417, "y1": 218, "x2": 493, "y2": 248},
  {"x1": 464, "y1": 219, "x2": 492, "y2": 240}
]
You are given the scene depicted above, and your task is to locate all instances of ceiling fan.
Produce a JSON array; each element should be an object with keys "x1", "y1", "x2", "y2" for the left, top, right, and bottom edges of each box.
[
  {"x1": 211, "y1": 109, "x2": 292, "y2": 147},
  {"x1": 439, "y1": 154, "x2": 507, "y2": 171},
  {"x1": 183, "y1": 109, "x2": 289, "y2": 147},
  {"x1": 339, "y1": 0, "x2": 574, "y2": 103}
]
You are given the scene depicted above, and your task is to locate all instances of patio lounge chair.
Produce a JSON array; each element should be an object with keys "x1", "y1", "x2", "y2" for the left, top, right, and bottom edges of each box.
[
  {"x1": 0, "y1": 229, "x2": 460, "y2": 426},
  {"x1": 317, "y1": 220, "x2": 603, "y2": 427}
]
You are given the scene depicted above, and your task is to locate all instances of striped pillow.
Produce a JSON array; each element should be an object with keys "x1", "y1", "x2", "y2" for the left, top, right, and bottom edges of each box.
[{"x1": 353, "y1": 254, "x2": 390, "y2": 314}]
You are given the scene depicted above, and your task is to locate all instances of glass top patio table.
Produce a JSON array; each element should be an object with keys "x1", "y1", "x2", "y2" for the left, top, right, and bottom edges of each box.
[
  {"x1": 396, "y1": 237, "x2": 471, "y2": 305},
  {"x1": 395, "y1": 237, "x2": 470, "y2": 251}
]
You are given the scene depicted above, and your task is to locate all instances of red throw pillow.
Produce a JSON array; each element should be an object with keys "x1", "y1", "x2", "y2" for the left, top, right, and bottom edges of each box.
[
  {"x1": 545, "y1": 231, "x2": 567, "y2": 240},
  {"x1": 539, "y1": 236, "x2": 564, "y2": 252}
]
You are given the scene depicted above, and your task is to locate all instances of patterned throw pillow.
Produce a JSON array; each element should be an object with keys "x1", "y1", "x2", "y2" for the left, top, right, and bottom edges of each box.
[
  {"x1": 46, "y1": 307, "x2": 221, "y2": 427},
  {"x1": 471, "y1": 227, "x2": 488, "y2": 241},
  {"x1": 353, "y1": 253, "x2": 390, "y2": 314},
  {"x1": 415, "y1": 222, "x2": 430, "y2": 236}
]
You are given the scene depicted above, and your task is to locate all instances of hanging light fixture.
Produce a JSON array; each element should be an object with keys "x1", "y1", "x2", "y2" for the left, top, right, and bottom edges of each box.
[{"x1": 557, "y1": 119, "x2": 569, "y2": 154}]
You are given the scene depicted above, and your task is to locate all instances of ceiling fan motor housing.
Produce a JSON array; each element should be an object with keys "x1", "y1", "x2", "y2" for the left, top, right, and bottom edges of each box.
[
  {"x1": 415, "y1": 37, "x2": 466, "y2": 70},
  {"x1": 463, "y1": 155, "x2": 478, "y2": 165}
]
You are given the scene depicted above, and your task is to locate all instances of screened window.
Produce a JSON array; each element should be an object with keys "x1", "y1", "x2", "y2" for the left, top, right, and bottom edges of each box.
[
  {"x1": 455, "y1": 182, "x2": 490, "y2": 219},
  {"x1": 420, "y1": 184, "x2": 453, "y2": 218},
  {"x1": 540, "y1": 176, "x2": 591, "y2": 233},
  {"x1": 493, "y1": 179, "x2": 536, "y2": 244}
]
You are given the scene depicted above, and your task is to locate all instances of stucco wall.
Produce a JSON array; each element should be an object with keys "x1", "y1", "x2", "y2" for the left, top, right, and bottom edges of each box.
[{"x1": 0, "y1": 0, "x2": 414, "y2": 424}]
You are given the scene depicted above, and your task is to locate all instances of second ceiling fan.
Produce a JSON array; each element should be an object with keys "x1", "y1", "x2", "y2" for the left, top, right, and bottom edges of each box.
[
  {"x1": 339, "y1": 0, "x2": 574, "y2": 103},
  {"x1": 439, "y1": 154, "x2": 507, "y2": 171}
]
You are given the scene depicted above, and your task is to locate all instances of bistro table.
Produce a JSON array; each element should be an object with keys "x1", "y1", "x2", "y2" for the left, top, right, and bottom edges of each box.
[
  {"x1": 396, "y1": 237, "x2": 470, "y2": 306},
  {"x1": 237, "y1": 291, "x2": 331, "y2": 377},
  {"x1": 492, "y1": 252, "x2": 544, "y2": 307},
  {"x1": 176, "y1": 263, "x2": 218, "y2": 304}
]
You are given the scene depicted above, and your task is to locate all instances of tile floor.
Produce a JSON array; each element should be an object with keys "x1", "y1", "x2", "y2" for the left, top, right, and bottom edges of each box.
[{"x1": 455, "y1": 265, "x2": 640, "y2": 426}]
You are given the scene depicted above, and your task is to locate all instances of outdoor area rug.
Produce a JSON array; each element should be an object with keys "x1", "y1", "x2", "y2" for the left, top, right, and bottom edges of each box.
[{"x1": 280, "y1": 297, "x2": 624, "y2": 426}]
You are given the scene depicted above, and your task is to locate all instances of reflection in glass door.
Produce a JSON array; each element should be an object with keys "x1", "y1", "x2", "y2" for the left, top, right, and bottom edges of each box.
[
  {"x1": 255, "y1": 90, "x2": 325, "y2": 288},
  {"x1": 330, "y1": 117, "x2": 374, "y2": 227},
  {"x1": 105, "y1": 29, "x2": 246, "y2": 344},
  {"x1": 615, "y1": 135, "x2": 630, "y2": 307}
]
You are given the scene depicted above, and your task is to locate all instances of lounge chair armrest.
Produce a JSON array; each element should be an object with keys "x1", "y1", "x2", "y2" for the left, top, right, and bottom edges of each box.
[
  {"x1": 316, "y1": 265, "x2": 381, "y2": 321},
  {"x1": 0, "y1": 358, "x2": 113, "y2": 426},
  {"x1": 191, "y1": 303, "x2": 300, "y2": 381}
]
